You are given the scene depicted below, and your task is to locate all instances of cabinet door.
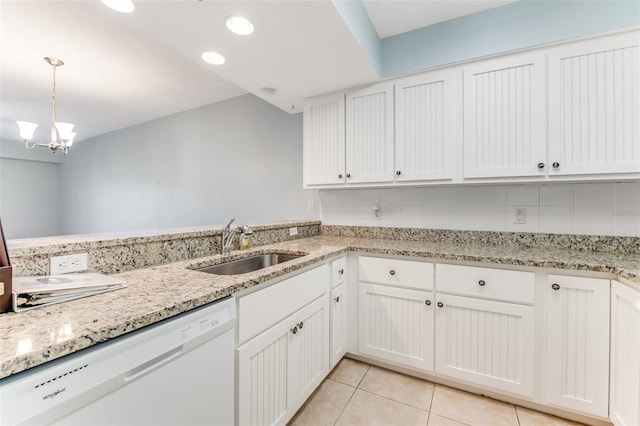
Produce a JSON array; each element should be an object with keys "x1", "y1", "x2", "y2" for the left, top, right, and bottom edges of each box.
[
  {"x1": 330, "y1": 284, "x2": 347, "y2": 368},
  {"x1": 237, "y1": 317, "x2": 292, "y2": 426},
  {"x1": 463, "y1": 52, "x2": 546, "y2": 178},
  {"x1": 545, "y1": 275, "x2": 610, "y2": 417},
  {"x1": 395, "y1": 70, "x2": 457, "y2": 181},
  {"x1": 288, "y1": 295, "x2": 330, "y2": 413},
  {"x1": 610, "y1": 281, "x2": 640, "y2": 426},
  {"x1": 434, "y1": 293, "x2": 535, "y2": 397},
  {"x1": 303, "y1": 93, "x2": 346, "y2": 186},
  {"x1": 345, "y1": 83, "x2": 395, "y2": 183},
  {"x1": 548, "y1": 32, "x2": 640, "y2": 176},
  {"x1": 359, "y1": 283, "x2": 434, "y2": 371},
  {"x1": 331, "y1": 256, "x2": 347, "y2": 289}
]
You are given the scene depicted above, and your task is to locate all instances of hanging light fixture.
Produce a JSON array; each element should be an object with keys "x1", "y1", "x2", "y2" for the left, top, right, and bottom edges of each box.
[{"x1": 17, "y1": 57, "x2": 76, "y2": 155}]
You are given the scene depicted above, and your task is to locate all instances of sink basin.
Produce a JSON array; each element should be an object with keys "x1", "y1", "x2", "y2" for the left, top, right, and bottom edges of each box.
[{"x1": 195, "y1": 252, "x2": 306, "y2": 275}]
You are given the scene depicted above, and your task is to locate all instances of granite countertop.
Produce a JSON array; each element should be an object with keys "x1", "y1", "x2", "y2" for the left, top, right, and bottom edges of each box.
[{"x1": 1, "y1": 235, "x2": 638, "y2": 380}]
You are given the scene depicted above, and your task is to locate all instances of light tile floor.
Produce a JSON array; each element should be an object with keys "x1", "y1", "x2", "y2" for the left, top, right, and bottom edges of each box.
[{"x1": 289, "y1": 358, "x2": 584, "y2": 426}]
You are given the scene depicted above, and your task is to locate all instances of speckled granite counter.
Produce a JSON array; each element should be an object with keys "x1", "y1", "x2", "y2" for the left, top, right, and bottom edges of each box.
[{"x1": 1, "y1": 235, "x2": 639, "y2": 380}]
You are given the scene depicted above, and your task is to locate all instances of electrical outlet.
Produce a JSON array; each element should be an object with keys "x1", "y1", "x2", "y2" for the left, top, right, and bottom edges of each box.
[
  {"x1": 307, "y1": 199, "x2": 315, "y2": 211},
  {"x1": 513, "y1": 208, "x2": 526, "y2": 224},
  {"x1": 373, "y1": 204, "x2": 382, "y2": 220},
  {"x1": 289, "y1": 227, "x2": 298, "y2": 236},
  {"x1": 50, "y1": 253, "x2": 88, "y2": 275}
]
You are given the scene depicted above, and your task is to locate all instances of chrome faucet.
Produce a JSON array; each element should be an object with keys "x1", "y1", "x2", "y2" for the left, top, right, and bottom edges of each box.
[{"x1": 221, "y1": 217, "x2": 253, "y2": 255}]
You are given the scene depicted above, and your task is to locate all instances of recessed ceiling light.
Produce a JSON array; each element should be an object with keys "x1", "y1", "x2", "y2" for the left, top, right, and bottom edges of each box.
[
  {"x1": 201, "y1": 51, "x2": 226, "y2": 65},
  {"x1": 101, "y1": 0, "x2": 135, "y2": 13},
  {"x1": 260, "y1": 87, "x2": 277, "y2": 95},
  {"x1": 225, "y1": 15, "x2": 254, "y2": 35}
]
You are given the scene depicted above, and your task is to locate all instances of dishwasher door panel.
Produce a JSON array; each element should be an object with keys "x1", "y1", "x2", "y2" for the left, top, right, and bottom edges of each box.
[
  {"x1": 1, "y1": 298, "x2": 236, "y2": 426},
  {"x1": 52, "y1": 328, "x2": 234, "y2": 426}
]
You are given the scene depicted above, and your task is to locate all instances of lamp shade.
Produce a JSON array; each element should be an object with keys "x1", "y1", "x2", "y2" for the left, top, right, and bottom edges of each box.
[
  {"x1": 16, "y1": 121, "x2": 38, "y2": 140},
  {"x1": 66, "y1": 132, "x2": 77, "y2": 147},
  {"x1": 55, "y1": 122, "x2": 75, "y2": 141}
]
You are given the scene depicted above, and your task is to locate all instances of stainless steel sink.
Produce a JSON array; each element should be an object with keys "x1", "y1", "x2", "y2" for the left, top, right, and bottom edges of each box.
[{"x1": 194, "y1": 252, "x2": 306, "y2": 275}]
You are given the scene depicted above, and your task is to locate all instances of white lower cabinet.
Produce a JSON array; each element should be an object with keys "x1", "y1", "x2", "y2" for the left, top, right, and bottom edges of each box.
[
  {"x1": 545, "y1": 275, "x2": 610, "y2": 418},
  {"x1": 434, "y1": 293, "x2": 535, "y2": 397},
  {"x1": 236, "y1": 265, "x2": 331, "y2": 426},
  {"x1": 354, "y1": 257, "x2": 630, "y2": 422},
  {"x1": 288, "y1": 296, "x2": 330, "y2": 412},
  {"x1": 237, "y1": 295, "x2": 329, "y2": 426},
  {"x1": 330, "y1": 283, "x2": 347, "y2": 368},
  {"x1": 236, "y1": 253, "x2": 634, "y2": 425},
  {"x1": 359, "y1": 283, "x2": 434, "y2": 371},
  {"x1": 609, "y1": 281, "x2": 640, "y2": 426},
  {"x1": 237, "y1": 312, "x2": 292, "y2": 426}
]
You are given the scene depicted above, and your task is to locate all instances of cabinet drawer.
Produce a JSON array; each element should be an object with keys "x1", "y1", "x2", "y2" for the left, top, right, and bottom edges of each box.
[
  {"x1": 436, "y1": 264, "x2": 534, "y2": 304},
  {"x1": 331, "y1": 257, "x2": 347, "y2": 288},
  {"x1": 359, "y1": 256, "x2": 433, "y2": 290},
  {"x1": 238, "y1": 264, "x2": 330, "y2": 344}
]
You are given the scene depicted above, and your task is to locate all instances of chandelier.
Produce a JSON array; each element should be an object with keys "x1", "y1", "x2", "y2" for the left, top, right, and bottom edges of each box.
[{"x1": 16, "y1": 57, "x2": 76, "y2": 155}]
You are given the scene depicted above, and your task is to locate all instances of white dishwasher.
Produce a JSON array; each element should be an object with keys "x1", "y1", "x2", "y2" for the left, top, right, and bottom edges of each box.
[{"x1": 1, "y1": 297, "x2": 236, "y2": 426}]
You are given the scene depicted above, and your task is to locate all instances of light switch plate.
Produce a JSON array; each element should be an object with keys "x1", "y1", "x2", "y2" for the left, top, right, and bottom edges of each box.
[
  {"x1": 289, "y1": 227, "x2": 298, "y2": 236},
  {"x1": 50, "y1": 253, "x2": 88, "y2": 275}
]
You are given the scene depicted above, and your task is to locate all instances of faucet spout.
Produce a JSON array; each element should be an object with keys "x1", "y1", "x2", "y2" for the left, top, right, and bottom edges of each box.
[{"x1": 220, "y1": 217, "x2": 252, "y2": 255}]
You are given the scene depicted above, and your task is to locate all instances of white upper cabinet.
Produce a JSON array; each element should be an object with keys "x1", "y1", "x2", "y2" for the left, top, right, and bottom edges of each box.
[
  {"x1": 303, "y1": 94, "x2": 345, "y2": 187},
  {"x1": 548, "y1": 32, "x2": 640, "y2": 176},
  {"x1": 463, "y1": 52, "x2": 547, "y2": 178},
  {"x1": 395, "y1": 70, "x2": 458, "y2": 181},
  {"x1": 345, "y1": 82, "x2": 395, "y2": 184},
  {"x1": 302, "y1": 30, "x2": 639, "y2": 187}
]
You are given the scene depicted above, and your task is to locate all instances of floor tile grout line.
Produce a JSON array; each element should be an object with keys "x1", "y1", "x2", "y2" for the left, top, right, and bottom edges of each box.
[
  {"x1": 331, "y1": 363, "x2": 369, "y2": 425},
  {"x1": 332, "y1": 381, "x2": 359, "y2": 426},
  {"x1": 355, "y1": 364, "x2": 370, "y2": 388},
  {"x1": 426, "y1": 381, "x2": 437, "y2": 425},
  {"x1": 355, "y1": 387, "x2": 431, "y2": 413}
]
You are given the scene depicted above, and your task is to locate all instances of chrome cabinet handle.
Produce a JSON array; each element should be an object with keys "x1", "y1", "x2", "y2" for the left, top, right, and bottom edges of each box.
[
  {"x1": 334, "y1": 296, "x2": 340, "y2": 303},
  {"x1": 537, "y1": 162, "x2": 545, "y2": 169},
  {"x1": 338, "y1": 269, "x2": 344, "y2": 275},
  {"x1": 338, "y1": 173, "x2": 343, "y2": 179},
  {"x1": 396, "y1": 171, "x2": 401, "y2": 176},
  {"x1": 389, "y1": 270, "x2": 396, "y2": 276},
  {"x1": 298, "y1": 321, "x2": 304, "y2": 330},
  {"x1": 437, "y1": 302, "x2": 444, "y2": 308},
  {"x1": 291, "y1": 326, "x2": 298, "y2": 334},
  {"x1": 552, "y1": 162, "x2": 560, "y2": 169},
  {"x1": 478, "y1": 280, "x2": 486, "y2": 287},
  {"x1": 425, "y1": 300, "x2": 431, "y2": 306},
  {"x1": 552, "y1": 283, "x2": 560, "y2": 291},
  {"x1": 346, "y1": 173, "x2": 351, "y2": 178}
]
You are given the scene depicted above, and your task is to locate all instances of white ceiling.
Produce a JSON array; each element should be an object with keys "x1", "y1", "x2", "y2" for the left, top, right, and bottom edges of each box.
[{"x1": 0, "y1": 0, "x2": 513, "y2": 144}]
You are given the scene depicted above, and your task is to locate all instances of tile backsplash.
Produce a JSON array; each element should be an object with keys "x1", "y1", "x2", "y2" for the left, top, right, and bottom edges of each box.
[{"x1": 319, "y1": 182, "x2": 640, "y2": 237}]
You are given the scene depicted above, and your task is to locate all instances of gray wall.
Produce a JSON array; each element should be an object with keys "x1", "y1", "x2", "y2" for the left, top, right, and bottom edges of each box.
[
  {"x1": 0, "y1": 157, "x2": 60, "y2": 239},
  {"x1": 57, "y1": 94, "x2": 319, "y2": 234},
  {"x1": 0, "y1": 94, "x2": 319, "y2": 238},
  {"x1": 0, "y1": 139, "x2": 65, "y2": 239}
]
